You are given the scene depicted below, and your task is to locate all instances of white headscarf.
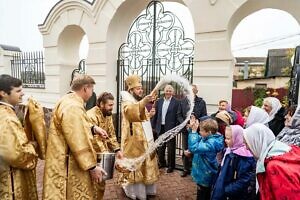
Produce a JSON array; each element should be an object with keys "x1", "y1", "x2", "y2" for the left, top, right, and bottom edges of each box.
[
  {"x1": 263, "y1": 97, "x2": 282, "y2": 121},
  {"x1": 244, "y1": 123, "x2": 291, "y2": 173},
  {"x1": 277, "y1": 105, "x2": 300, "y2": 146},
  {"x1": 246, "y1": 106, "x2": 269, "y2": 128}
]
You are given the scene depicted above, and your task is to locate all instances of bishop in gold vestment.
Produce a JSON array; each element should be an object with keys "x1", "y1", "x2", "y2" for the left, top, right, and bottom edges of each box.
[
  {"x1": 0, "y1": 75, "x2": 38, "y2": 200},
  {"x1": 118, "y1": 75, "x2": 159, "y2": 200}
]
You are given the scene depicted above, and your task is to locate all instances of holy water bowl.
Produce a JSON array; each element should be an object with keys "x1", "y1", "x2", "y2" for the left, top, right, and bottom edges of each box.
[{"x1": 97, "y1": 153, "x2": 115, "y2": 180}]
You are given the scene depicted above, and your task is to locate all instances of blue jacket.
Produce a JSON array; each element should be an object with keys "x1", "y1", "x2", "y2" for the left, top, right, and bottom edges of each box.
[
  {"x1": 211, "y1": 153, "x2": 256, "y2": 200},
  {"x1": 188, "y1": 131, "x2": 224, "y2": 187}
]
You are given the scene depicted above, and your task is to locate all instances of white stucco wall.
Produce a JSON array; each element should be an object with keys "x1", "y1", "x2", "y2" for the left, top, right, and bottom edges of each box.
[
  {"x1": 0, "y1": 49, "x2": 15, "y2": 75},
  {"x1": 34, "y1": 0, "x2": 300, "y2": 109}
]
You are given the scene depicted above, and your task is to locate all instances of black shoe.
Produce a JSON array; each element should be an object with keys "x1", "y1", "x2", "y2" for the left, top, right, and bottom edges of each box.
[
  {"x1": 147, "y1": 194, "x2": 156, "y2": 199},
  {"x1": 166, "y1": 168, "x2": 173, "y2": 173},
  {"x1": 159, "y1": 164, "x2": 167, "y2": 169},
  {"x1": 180, "y1": 170, "x2": 190, "y2": 177}
]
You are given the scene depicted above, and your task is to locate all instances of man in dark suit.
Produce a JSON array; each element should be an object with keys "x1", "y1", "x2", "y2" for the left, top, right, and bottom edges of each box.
[
  {"x1": 177, "y1": 84, "x2": 207, "y2": 177},
  {"x1": 152, "y1": 85, "x2": 179, "y2": 173}
]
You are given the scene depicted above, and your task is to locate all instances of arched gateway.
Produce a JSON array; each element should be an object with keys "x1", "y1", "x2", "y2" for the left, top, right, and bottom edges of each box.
[
  {"x1": 116, "y1": 1, "x2": 194, "y2": 136},
  {"x1": 38, "y1": 0, "x2": 300, "y2": 110}
]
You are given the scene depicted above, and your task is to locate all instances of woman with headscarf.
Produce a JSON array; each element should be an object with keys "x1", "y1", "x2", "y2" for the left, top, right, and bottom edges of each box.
[
  {"x1": 211, "y1": 125, "x2": 256, "y2": 200},
  {"x1": 277, "y1": 105, "x2": 300, "y2": 146},
  {"x1": 244, "y1": 123, "x2": 300, "y2": 200},
  {"x1": 226, "y1": 103, "x2": 245, "y2": 127},
  {"x1": 215, "y1": 110, "x2": 233, "y2": 135},
  {"x1": 262, "y1": 97, "x2": 285, "y2": 136},
  {"x1": 244, "y1": 106, "x2": 269, "y2": 128}
]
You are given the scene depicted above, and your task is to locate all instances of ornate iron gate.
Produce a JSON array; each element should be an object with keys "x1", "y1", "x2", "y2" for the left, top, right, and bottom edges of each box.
[{"x1": 116, "y1": 0, "x2": 194, "y2": 168}]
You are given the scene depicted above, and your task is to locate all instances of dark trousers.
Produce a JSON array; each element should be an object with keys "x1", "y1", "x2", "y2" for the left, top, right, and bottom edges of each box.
[
  {"x1": 196, "y1": 185, "x2": 211, "y2": 200},
  {"x1": 157, "y1": 126, "x2": 176, "y2": 169},
  {"x1": 181, "y1": 130, "x2": 192, "y2": 172}
]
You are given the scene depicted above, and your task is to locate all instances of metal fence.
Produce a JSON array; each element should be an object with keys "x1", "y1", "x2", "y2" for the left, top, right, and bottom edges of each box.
[{"x1": 11, "y1": 51, "x2": 45, "y2": 88}]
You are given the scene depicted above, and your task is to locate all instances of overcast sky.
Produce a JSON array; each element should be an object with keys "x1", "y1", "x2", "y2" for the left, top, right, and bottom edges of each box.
[
  {"x1": 0, "y1": 0, "x2": 299, "y2": 58},
  {"x1": 0, "y1": 0, "x2": 57, "y2": 51},
  {"x1": 231, "y1": 8, "x2": 300, "y2": 57}
]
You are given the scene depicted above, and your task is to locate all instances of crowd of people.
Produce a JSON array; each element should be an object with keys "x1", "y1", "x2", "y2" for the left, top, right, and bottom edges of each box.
[
  {"x1": 0, "y1": 73, "x2": 300, "y2": 200},
  {"x1": 185, "y1": 97, "x2": 300, "y2": 200}
]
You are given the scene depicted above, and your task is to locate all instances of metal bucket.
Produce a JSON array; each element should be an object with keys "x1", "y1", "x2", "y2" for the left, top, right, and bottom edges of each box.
[{"x1": 97, "y1": 153, "x2": 115, "y2": 180}]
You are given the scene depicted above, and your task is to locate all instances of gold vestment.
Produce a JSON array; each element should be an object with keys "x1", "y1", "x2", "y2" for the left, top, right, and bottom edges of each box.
[
  {"x1": 42, "y1": 93, "x2": 98, "y2": 200},
  {"x1": 24, "y1": 97, "x2": 47, "y2": 160},
  {"x1": 87, "y1": 106, "x2": 120, "y2": 153},
  {"x1": 118, "y1": 91, "x2": 159, "y2": 185},
  {"x1": 0, "y1": 103, "x2": 38, "y2": 200},
  {"x1": 87, "y1": 106, "x2": 120, "y2": 199}
]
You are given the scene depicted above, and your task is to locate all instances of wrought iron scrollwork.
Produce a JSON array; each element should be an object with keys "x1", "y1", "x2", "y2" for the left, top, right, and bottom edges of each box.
[
  {"x1": 71, "y1": 59, "x2": 86, "y2": 84},
  {"x1": 118, "y1": 0, "x2": 194, "y2": 81}
]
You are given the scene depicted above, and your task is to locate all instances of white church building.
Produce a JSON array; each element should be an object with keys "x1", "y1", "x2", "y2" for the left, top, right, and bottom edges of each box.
[{"x1": 2, "y1": 0, "x2": 300, "y2": 111}]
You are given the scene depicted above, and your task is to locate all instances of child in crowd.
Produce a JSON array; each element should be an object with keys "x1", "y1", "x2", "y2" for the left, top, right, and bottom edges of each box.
[
  {"x1": 215, "y1": 111, "x2": 232, "y2": 164},
  {"x1": 185, "y1": 116, "x2": 224, "y2": 200},
  {"x1": 211, "y1": 125, "x2": 256, "y2": 200}
]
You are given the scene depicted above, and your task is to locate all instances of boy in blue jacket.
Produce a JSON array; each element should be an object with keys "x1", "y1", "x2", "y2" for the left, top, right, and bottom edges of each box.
[{"x1": 185, "y1": 116, "x2": 224, "y2": 200}]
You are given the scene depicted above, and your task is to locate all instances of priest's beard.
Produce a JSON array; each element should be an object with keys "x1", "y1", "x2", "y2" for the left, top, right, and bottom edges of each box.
[
  {"x1": 132, "y1": 92, "x2": 143, "y2": 101},
  {"x1": 100, "y1": 108, "x2": 112, "y2": 117}
]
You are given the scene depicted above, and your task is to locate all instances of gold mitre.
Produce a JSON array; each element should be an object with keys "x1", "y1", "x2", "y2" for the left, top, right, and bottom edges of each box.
[{"x1": 125, "y1": 75, "x2": 142, "y2": 91}]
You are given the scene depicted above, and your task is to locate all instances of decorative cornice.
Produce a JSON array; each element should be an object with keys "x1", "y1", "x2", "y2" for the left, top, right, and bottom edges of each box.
[{"x1": 38, "y1": 0, "x2": 97, "y2": 35}]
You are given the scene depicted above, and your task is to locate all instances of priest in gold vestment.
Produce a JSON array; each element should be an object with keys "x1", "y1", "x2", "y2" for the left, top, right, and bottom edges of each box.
[
  {"x1": 43, "y1": 75, "x2": 108, "y2": 200},
  {"x1": 87, "y1": 92, "x2": 123, "y2": 199},
  {"x1": 118, "y1": 75, "x2": 159, "y2": 200},
  {"x1": 0, "y1": 75, "x2": 38, "y2": 200}
]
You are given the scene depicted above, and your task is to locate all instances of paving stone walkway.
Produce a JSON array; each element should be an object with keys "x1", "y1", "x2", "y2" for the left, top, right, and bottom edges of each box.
[{"x1": 37, "y1": 161, "x2": 197, "y2": 200}]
